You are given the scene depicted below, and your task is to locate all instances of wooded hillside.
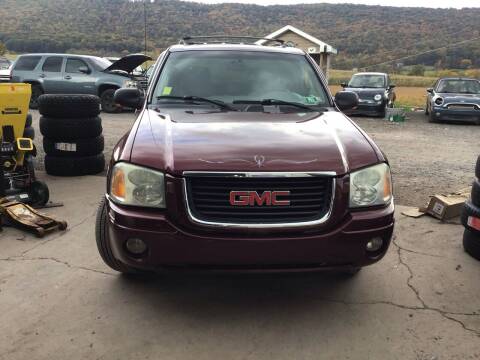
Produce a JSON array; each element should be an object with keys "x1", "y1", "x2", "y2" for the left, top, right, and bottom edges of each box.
[{"x1": 0, "y1": 0, "x2": 479, "y2": 70}]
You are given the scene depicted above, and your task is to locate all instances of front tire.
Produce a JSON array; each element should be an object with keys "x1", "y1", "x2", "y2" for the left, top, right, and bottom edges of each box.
[
  {"x1": 428, "y1": 111, "x2": 438, "y2": 123},
  {"x1": 463, "y1": 229, "x2": 480, "y2": 261},
  {"x1": 100, "y1": 88, "x2": 121, "y2": 113},
  {"x1": 340, "y1": 267, "x2": 362, "y2": 276},
  {"x1": 379, "y1": 104, "x2": 387, "y2": 118},
  {"x1": 95, "y1": 197, "x2": 139, "y2": 274}
]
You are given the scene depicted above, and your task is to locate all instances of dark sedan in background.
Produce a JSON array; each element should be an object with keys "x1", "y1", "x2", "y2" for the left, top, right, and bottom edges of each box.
[
  {"x1": 426, "y1": 77, "x2": 480, "y2": 124},
  {"x1": 340, "y1": 72, "x2": 396, "y2": 117}
]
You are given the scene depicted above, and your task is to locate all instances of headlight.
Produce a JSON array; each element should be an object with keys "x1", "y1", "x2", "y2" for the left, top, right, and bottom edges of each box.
[
  {"x1": 374, "y1": 94, "x2": 382, "y2": 101},
  {"x1": 109, "y1": 163, "x2": 166, "y2": 208},
  {"x1": 350, "y1": 163, "x2": 392, "y2": 208},
  {"x1": 123, "y1": 79, "x2": 138, "y2": 88},
  {"x1": 434, "y1": 97, "x2": 444, "y2": 106}
]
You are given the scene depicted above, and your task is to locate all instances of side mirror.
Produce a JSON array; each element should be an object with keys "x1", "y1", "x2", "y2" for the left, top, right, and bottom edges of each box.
[
  {"x1": 114, "y1": 88, "x2": 144, "y2": 110},
  {"x1": 340, "y1": 82, "x2": 348, "y2": 88},
  {"x1": 78, "y1": 66, "x2": 90, "y2": 74},
  {"x1": 389, "y1": 84, "x2": 396, "y2": 89},
  {"x1": 335, "y1": 91, "x2": 359, "y2": 111},
  {"x1": 426, "y1": 88, "x2": 433, "y2": 94}
]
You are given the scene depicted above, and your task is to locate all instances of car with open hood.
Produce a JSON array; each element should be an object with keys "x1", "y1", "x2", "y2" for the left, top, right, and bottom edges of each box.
[
  {"x1": 340, "y1": 72, "x2": 396, "y2": 117},
  {"x1": 10, "y1": 53, "x2": 151, "y2": 112},
  {"x1": 96, "y1": 39, "x2": 395, "y2": 275},
  {"x1": 426, "y1": 77, "x2": 480, "y2": 124}
]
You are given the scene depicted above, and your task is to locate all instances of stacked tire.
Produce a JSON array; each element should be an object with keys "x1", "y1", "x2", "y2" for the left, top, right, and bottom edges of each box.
[
  {"x1": 461, "y1": 155, "x2": 480, "y2": 260},
  {"x1": 38, "y1": 95, "x2": 105, "y2": 176}
]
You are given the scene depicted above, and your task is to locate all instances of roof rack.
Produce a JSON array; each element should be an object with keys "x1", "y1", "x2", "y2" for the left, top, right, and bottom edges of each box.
[{"x1": 179, "y1": 36, "x2": 288, "y2": 46}]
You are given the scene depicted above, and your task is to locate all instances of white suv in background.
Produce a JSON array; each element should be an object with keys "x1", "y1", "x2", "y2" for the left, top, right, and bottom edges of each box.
[{"x1": 0, "y1": 57, "x2": 11, "y2": 82}]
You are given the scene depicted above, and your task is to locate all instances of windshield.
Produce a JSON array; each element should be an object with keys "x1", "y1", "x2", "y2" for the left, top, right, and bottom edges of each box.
[
  {"x1": 348, "y1": 74, "x2": 386, "y2": 88},
  {"x1": 436, "y1": 79, "x2": 480, "y2": 94},
  {"x1": 152, "y1": 50, "x2": 329, "y2": 110}
]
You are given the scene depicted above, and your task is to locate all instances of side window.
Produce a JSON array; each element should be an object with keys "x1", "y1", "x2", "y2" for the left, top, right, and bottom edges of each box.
[
  {"x1": 14, "y1": 56, "x2": 42, "y2": 71},
  {"x1": 42, "y1": 57, "x2": 63, "y2": 72},
  {"x1": 65, "y1": 58, "x2": 89, "y2": 73}
]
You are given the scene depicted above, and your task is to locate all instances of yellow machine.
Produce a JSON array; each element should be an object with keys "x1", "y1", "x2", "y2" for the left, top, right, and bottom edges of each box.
[
  {"x1": 0, "y1": 83, "x2": 33, "y2": 168},
  {"x1": 0, "y1": 83, "x2": 49, "y2": 206}
]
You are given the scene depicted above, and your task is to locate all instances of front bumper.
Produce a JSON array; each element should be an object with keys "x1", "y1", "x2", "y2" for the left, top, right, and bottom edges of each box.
[
  {"x1": 345, "y1": 101, "x2": 386, "y2": 117},
  {"x1": 106, "y1": 198, "x2": 395, "y2": 272},
  {"x1": 431, "y1": 107, "x2": 480, "y2": 123}
]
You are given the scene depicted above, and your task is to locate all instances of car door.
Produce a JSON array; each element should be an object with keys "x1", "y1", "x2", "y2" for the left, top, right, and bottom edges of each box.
[
  {"x1": 62, "y1": 57, "x2": 96, "y2": 94},
  {"x1": 39, "y1": 56, "x2": 65, "y2": 93}
]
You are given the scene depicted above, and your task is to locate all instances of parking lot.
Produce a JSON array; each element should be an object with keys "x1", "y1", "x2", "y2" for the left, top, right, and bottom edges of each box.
[{"x1": 1, "y1": 111, "x2": 480, "y2": 359}]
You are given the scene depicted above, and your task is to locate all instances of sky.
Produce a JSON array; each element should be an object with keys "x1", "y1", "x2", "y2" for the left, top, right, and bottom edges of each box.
[{"x1": 183, "y1": 0, "x2": 480, "y2": 8}]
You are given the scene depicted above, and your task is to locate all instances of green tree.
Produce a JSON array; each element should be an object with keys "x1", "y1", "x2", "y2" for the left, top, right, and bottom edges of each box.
[
  {"x1": 0, "y1": 41, "x2": 6, "y2": 56},
  {"x1": 409, "y1": 65, "x2": 425, "y2": 77}
]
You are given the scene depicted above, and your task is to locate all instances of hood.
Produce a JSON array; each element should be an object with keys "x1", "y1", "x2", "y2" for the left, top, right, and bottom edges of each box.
[
  {"x1": 438, "y1": 93, "x2": 480, "y2": 104},
  {"x1": 129, "y1": 109, "x2": 380, "y2": 177},
  {"x1": 104, "y1": 54, "x2": 152, "y2": 73}
]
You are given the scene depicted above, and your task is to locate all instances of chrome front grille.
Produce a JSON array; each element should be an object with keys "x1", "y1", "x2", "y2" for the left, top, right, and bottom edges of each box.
[{"x1": 184, "y1": 172, "x2": 335, "y2": 228}]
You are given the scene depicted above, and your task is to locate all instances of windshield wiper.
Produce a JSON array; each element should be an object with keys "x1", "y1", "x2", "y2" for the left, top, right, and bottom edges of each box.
[
  {"x1": 156, "y1": 95, "x2": 237, "y2": 111},
  {"x1": 233, "y1": 99, "x2": 320, "y2": 112}
]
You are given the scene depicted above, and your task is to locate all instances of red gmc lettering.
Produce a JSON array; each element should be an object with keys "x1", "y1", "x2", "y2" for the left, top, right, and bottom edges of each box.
[{"x1": 229, "y1": 191, "x2": 291, "y2": 206}]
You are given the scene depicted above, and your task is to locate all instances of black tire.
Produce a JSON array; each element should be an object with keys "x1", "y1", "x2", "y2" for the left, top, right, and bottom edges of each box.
[
  {"x1": 43, "y1": 135, "x2": 104, "y2": 157},
  {"x1": 96, "y1": 197, "x2": 139, "y2": 273},
  {"x1": 29, "y1": 180, "x2": 50, "y2": 206},
  {"x1": 379, "y1": 105, "x2": 387, "y2": 118},
  {"x1": 428, "y1": 112, "x2": 438, "y2": 123},
  {"x1": 38, "y1": 94, "x2": 100, "y2": 118},
  {"x1": 471, "y1": 179, "x2": 480, "y2": 207},
  {"x1": 29, "y1": 84, "x2": 43, "y2": 110},
  {"x1": 25, "y1": 113, "x2": 32, "y2": 127},
  {"x1": 476, "y1": 155, "x2": 480, "y2": 179},
  {"x1": 340, "y1": 267, "x2": 362, "y2": 276},
  {"x1": 463, "y1": 229, "x2": 480, "y2": 261},
  {"x1": 461, "y1": 200, "x2": 480, "y2": 233},
  {"x1": 100, "y1": 88, "x2": 121, "y2": 113},
  {"x1": 425, "y1": 103, "x2": 430, "y2": 115},
  {"x1": 45, "y1": 154, "x2": 105, "y2": 176},
  {"x1": 39, "y1": 116, "x2": 102, "y2": 140},
  {"x1": 23, "y1": 126, "x2": 35, "y2": 140}
]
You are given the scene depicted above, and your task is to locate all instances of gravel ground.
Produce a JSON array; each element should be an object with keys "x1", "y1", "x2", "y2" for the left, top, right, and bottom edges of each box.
[
  {"x1": 352, "y1": 112, "x2": 480, "y2": 206},
  {"x1": 31, "y1": 110, "x2": 479, "y2": 206}
]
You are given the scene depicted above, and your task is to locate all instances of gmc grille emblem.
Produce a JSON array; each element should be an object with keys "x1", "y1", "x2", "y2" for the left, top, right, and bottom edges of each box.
[{"x1": 229, "y1": 191, "x2": 291, "y2": 206}]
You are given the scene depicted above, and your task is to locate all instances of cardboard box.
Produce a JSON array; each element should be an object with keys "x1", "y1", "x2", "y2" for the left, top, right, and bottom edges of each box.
[{"x1": 426, "y1": 192, "x2": 469, "y2": 220}]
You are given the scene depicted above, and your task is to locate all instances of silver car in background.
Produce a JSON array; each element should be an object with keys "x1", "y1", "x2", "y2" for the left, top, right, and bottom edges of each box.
[
  {"x1": 426, "y1": 77, "x2": 480, "y2": 124},
  {"x1": 10, "y1": 53, "x2": 151, "y2": 112}
]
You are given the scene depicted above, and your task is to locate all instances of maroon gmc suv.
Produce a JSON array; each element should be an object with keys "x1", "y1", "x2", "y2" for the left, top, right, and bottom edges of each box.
[{"x1": 96, "y1": 39, "x2": 394, "y2": 275}]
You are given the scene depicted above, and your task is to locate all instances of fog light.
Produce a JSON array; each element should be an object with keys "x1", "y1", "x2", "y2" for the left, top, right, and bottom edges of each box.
[
  {"x1": 366, "y1": 237, "x2": 383, "y2": 252},
  {"x1": 125, "y1": 238, "x2": 147, "y2": 255},
  {"x1": 435, "y1": 112, "x2": 441, "y2": 117}
]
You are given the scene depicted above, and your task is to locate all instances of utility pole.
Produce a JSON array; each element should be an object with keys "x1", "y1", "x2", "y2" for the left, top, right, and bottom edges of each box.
[{"x1": 144, "y1": 0, "x2": 148, "y2": 55}]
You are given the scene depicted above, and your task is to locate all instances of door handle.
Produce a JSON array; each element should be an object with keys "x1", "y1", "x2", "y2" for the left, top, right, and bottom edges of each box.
[
  {"x1": 39, "y1": 74, "x2": 46, "y2": 78},
  {"x1": 64, "y1": 75, "x2": 71, "y2": 80}
]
